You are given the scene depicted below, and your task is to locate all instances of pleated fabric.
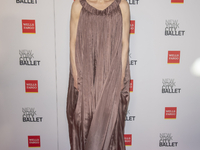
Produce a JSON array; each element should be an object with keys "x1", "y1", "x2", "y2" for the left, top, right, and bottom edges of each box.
[{"x1": 66, "y1": 0, "x2": 131, "y2": 149}]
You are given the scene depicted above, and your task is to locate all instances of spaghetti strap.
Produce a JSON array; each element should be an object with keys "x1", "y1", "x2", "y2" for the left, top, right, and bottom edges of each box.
[{"x1": 79, "y1": 0, "x2": 85, "y2": 6}]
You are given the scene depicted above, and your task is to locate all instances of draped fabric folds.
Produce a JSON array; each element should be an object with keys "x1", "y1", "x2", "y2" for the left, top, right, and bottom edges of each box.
[{"x1": 66, "y1": 0, "x2": 131, "y2": 149}]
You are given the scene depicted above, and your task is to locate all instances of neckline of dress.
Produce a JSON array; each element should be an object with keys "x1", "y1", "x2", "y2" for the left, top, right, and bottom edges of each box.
[{"x1": 85, "y1": 0, "x2": 117, "y2": 12}]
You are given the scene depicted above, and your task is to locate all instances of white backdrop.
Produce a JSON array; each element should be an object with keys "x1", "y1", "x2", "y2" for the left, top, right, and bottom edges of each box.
[
  {"x1": 0, "y1": 1, "x2": 58, "y2": 150},
  {"x1": 1, "y1": 0, "x2": 200, "y2": 150}
]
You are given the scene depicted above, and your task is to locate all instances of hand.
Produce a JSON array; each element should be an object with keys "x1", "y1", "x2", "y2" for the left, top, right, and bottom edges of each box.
[
  {"x1": 121, "y1": 79, "x2": 124, "y2": 90},
  {"x1": 73, "y1": 75, "x2": 79, "y2": 91}
]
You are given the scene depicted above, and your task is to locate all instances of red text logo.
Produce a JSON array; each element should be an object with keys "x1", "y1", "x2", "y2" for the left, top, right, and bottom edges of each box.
[
  {"x1": 22, "y1": 20, "x2": 36, "y2": 34},
  {"x1": 130, "y1": 20, "x2": 135, "y2": 34},
  {"x1": 25, "y1": 80, "x2": 38, "y2": 93},
  {"x1": 171, "y1": 0, "x2": 184, "y2": 4},
  {"x1": 124, "y1": 134, "x2": 132, "y2": 146},
  {"x1": 168, "y1": 51, "x2": 180, "y2": 64},
  {"x1": 28, "y1": 136, "x2": 40, "y2": 148},
  {"x1": 130, "y1": 79, "x2": 133, "y2": 92},
  {"x1": 165, "y1": 107, "x2": 177, "y2": 119}
]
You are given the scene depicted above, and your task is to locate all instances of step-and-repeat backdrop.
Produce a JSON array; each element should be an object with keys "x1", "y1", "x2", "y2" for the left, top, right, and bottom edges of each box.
[{"x1": 0, "y1": 0, "x2": 200, "y2": 150}]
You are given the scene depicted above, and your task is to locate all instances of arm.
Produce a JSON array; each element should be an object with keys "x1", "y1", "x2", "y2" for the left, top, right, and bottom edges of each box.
[
  {"x1": 120, "y1": 0, "x2": 130, "y2": 90},
  {"x1": 70, "y1": 0, "x2": 82, "y2": 90}
]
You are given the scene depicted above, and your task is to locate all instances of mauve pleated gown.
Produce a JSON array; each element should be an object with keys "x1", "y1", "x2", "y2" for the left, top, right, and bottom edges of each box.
[{"x1": 66, "y1": 0, "x2": 131, "y2": 149}]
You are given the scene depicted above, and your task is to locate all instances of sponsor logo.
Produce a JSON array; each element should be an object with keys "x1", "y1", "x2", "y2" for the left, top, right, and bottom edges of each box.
[
  {"x1": 28, "y1": 136, "x2": 40, "y2": 148},
  {"x1": 126, "y1": 110, "x2": 135, "y2": 121},
  {"x1": 130, "y1": 20, "x2": 135, "y2": 34},
  {"x1": 19, "y1": 50, "x2": 40, "y2": 66},
  {"x1": 127, "y1": 0, "x2": 139, "y2": 5},
  {"x1": 162, "y1": 79, "x2": 181, "y2": 93},
  {"x1": 165, "y1": 20, "x2": 185, "y2": 36},
  {"x1": 168, "y1": 51, "x2": 180, "y2": 64},
  {"x1": 22, "y1": 107, "x2": 43, "y2": 122},
  {"x1": 159, "y1": 133, "x2": 178, "y2": 147},
  {"x1": 124, "y1": 134, "x2": 132, "y2": 146},
  {"x1": 171, "y1": 0, "x2": 184, "y2": 4},
  {"x1": 22, "y1": 20, "x2": 36, "y2": 34},
  {"x1": 129, "y1": 52, "x2": 137, "y2": 65},
  {"x1": 16, "y1": 0, "x2": 37, "y2": 4},
  {"x1": 25, "y1": 80, "x2": 38, "y2": 93},
  {"x1": 129, "y1": 79, "x2": 134, "y2": 92},
  {"x1": 165, "y1": 107, "x2": 177, "y2": 119}
]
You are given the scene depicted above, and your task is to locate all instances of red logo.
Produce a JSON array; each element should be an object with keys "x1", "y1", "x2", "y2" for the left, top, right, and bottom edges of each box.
[
  {"x1": 171, "y1": 0, "x2": 184, "y2": 3},
  {"x1": 28, "y1": 136, "x2": 40, "y2": 148},
  {"x1": 130, "y1": 20, "x2": 135, "y2": 34},
  {"x1": 130, "y1": 79, "x2": 133, "y2": 92},
  {"x1": 124, "y1": 134, "x2": 132, "y2": 146},
  {"x1": 25, "y1": 80, "x2": 38, "y2": 93},
  {"x1": 168, "y1": 51, "x2": 180, "y2": 64},
  {"x1": 165, "y1": 107, "x2": 177, "y2": 119},
  {"x1": 22, "y1": 20, "x2": 36, "y2": 34}
]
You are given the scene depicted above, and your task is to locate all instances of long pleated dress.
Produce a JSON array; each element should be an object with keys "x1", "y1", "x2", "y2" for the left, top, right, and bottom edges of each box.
[{"x1": 66, "y1": 0, "x2": 131, "y2": 149}]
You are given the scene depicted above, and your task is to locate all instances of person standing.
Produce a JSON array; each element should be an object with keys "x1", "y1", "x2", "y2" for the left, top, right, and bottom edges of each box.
[{"x1": 66, "y1": 0, "x2": 131, "y2": 149}]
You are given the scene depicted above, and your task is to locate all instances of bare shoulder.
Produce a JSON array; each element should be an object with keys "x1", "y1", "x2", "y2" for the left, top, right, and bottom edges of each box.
[
  {"x1": 119, "y1": 0, "x2": 130, "y2": 14},
  {"x1": 71, "y1": 0, "x2": 82, "y2": 18}
]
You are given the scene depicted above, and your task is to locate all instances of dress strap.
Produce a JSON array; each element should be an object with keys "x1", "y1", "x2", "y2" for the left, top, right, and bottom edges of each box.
[
  {"x1": 116, "y1": 0, "x2": 121, "y2": 4},
  {"x1": 79, "y1": 0, "x2": 85, "y2": 6}
]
